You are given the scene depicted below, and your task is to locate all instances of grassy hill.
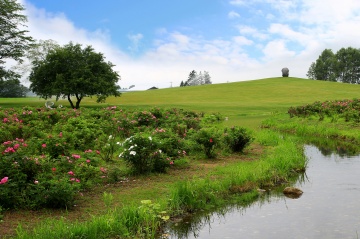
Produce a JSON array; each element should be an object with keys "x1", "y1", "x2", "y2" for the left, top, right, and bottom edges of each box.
[{"x1": 2, "y1": 77, "x2": 360, "y2": 128}]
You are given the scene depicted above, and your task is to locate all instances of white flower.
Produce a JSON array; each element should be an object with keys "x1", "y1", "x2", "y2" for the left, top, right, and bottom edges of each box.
[
  {"x1": 159, "y1": 150, "x2": 162, "y2": 153},
  {"x1": 149, "y1": 136, "x2": 152, "y2": 141},
  {"x1": 129, "y1": 145, "x2": 134, "y2": 150},
  {"x1": 130, "y1": 151, "x2": 136, "y2": 156},
  {"x1": 116, "y1": 142, "x2": 120, "y2": 145},
  {"x1": 119, "y1": 152, "x2": 123, "y2": 157},
  {"x1": 109, "y1": 135, "x2": 113, "y2": 140}
]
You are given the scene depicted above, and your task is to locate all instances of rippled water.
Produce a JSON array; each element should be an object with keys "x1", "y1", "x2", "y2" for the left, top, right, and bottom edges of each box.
[{"x1": 166, "y1": 145, "x2": 360, "y2": 239}]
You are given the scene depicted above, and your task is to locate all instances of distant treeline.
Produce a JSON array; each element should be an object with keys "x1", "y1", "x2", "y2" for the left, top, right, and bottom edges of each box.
[{"x1": 307, "y1": 47, "x2": 360, "y2": 84}]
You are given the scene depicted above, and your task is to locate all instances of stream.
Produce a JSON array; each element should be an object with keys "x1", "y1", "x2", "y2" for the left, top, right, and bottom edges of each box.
[{"x1": 165, "y1": 145, "x2": 360, "y2": 239}]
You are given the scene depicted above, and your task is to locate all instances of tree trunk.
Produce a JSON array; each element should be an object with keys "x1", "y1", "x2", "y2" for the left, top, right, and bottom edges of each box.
[
  {"x1": 75, "y1": 93, "x2": 82, "y2": 109},
  {"x1": 67, "y1": 94, "x2": 75, "y2": 108}
]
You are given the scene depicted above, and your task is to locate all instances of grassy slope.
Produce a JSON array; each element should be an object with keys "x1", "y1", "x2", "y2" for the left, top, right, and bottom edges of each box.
[{"x1": 3, "y1": 77, "x2": 359, "y2": 129}]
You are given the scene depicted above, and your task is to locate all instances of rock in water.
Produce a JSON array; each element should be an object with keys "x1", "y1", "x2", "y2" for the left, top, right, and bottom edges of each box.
[{"x1": 283, "y1": 187, "x2": 303, "y2": 199}]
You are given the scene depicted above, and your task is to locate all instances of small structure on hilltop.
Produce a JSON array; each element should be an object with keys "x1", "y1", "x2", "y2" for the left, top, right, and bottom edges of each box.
[
  {"x1": 282, "y1": 67, "x2": 289, "y2": 77},
  {"x1": 147, "y1": 86, "x2": 158, "y2": 90}
]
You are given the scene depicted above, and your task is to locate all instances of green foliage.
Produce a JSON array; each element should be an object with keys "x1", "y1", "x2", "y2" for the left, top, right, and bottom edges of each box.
[
  {"x1": 193, "y1": 128, "x2": 220, "y2": 158},
  {"x1": 288, "y1": 98, "x2": 360, "y2": 123},
  {"x1": 29, "y1": 42, "x2": 121, "y2": 109},
  {"x1": 223, "y1": 126, "x2": 253, "y2": 153},
  {"x1": 119, "y1": 133, "x2": 171, "y2": 174},
  {"x1": 307, "y1": 47, "x2": 360, "y2": 83},
  {"x1": 0, "y1": 0, "x2": 34, "y2": 81},
  {"x1": 0, "y1": 78, "x2": 29, "y2": 97}
]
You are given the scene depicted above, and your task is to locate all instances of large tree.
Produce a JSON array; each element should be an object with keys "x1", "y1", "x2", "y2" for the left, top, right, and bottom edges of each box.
[
  {"x1": 29, "y1": 42, "x2": 121, "y2": 109},
  {"x1": 335, "y1": 47, "x2": 360, "y2": 84},
  {"x1": 307, "y1": 49, "x2": 337, "y2": 81},
  {"x1": 0, "y1": 0, "x2": 33, "y2": 80},
  {"x1": 0, "y1": 78, "x2": 28, "y2": 97}
]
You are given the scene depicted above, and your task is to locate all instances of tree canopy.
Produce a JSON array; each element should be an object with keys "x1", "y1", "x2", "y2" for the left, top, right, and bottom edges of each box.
[
  {"x1": 0, "y1": 0, "x2": 33, "y2": 80},
  {"x1": 29, "y1": 42, "x2": 121, "y2": 108},
  {"x1": 181, "y1": 70, "x2": 212, "y2": 87},
  {"x1": 307, "y1": 47, "x2": 360, "y2": 83}
]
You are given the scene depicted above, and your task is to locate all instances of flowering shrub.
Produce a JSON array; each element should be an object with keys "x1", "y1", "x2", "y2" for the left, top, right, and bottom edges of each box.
[
  {"x1": 223, "y1": 126, "x2": 253, "y2": 153},
  {"x1": 288, "y1": 98, "x2": 360, "y2": 123},
  {"x1": 0, "y1": 105, "x2": 255, "y2": 210},
  {"x1": 193, "y1": 128, "x2": 220, "y2": 158},
  {"x1": 119, "y1": 134, "x2": 171, "y2": 174}
]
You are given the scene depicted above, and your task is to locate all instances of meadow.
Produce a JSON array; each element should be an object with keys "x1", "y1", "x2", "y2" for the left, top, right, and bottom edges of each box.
[{"x1": 1, "y1": 77, "x2": 360, "y2": 238}]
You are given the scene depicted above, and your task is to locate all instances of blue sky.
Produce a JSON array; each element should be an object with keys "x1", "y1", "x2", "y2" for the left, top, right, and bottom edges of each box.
[{"x1": 18, "y1": 0, "x2": 360, "y2": 90}]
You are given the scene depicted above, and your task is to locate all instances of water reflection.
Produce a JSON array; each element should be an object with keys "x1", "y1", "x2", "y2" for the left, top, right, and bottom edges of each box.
[{"x1": 165, "y1": 145, "x2": 360, "y2": 239}]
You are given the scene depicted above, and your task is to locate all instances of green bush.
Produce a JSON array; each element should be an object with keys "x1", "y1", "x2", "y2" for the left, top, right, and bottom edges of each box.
[
  {"x1": 223, "y1": 126, "x2": 253, "y2": 153},
  {"x1": 119, "y1": 133, "x2": 171, "y2": 174},
  {"x1": 193, "y1": 128, "x2": 220, "y2": 158}
]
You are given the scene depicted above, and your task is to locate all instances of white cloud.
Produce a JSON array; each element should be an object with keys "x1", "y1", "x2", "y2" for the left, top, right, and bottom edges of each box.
[
  {"x1": 12, "y1": 0, "x2": 360, "y2": 91},
  {"x1": 228, "y1": 11, "x2": 240, "y2": 19},
  {"x1": 127, "y1": 33, "x2": 143, "y2": 52}
]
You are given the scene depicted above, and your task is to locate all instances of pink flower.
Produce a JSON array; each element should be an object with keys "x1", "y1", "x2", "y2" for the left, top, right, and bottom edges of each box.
[
  {"x1": 59, "y1": 132, "x2": 63, "y2": 138},
  {"x1": 52, "y1": 167, "x2": 56, "y2": 172},
  {"x1": 4, "y1": 147, "x2": 15, "y2": 153},
  {"x1": 0, "y1": 177, "x2": 9, "y2": 184},
  {"x1": 42, "y1": 144, "x2": 46, "y2": 148},
  {"x1": 70, "y1": 178, "x2": 75, "y2": 181},
  {"x1": 96, "y1": 150, "x2": 100, "y2": 154},
  {"x1": 86, "y1": 159, "x2": 91, "y2": 163},
  {"x1": 100, "y1": 167, "x2": 107, "y2": 173},
  {"x1": 209, "y1": 138, "x2": 213, "y2": 143},
  {"x1": 170, "y1": 161, "x2": 174, "y2": 165},
  {"x1": 14, "y1": 144, "x2": 20, "y2": 150},
  {"x1": 3, "y1": 141, "x2": 12, "y2": 145},
  {"x1": 3, "y1": 118, "x2": 9, "y2": 123},
  {"x1": 84, "y1": 149, "x2": 92, "y2": 153},
  {"x1": 75, "y1": 178, "x2": 80, "y2": 183},
  {"x1": 34, "y1": 180, "x2": 39, "y2": 184},
  {"x1": 68, "y1": 171, "x2": 75, "y2": 176},
  {"x1": 72, "y1": 154, "x2": 81, "y2": 159}
]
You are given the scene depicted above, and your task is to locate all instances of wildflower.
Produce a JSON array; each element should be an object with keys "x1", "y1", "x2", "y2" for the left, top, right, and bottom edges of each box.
[
  {"x1": 109, "y1": 135, "x2": 113, "y2": 140},
  {"x1": 4, "y1": 147, "x2": 15, "y2": 153},
  {"x1": 76, "y1": 178, "x2": 80, "y2": 183},
  {"x1": 52, "y1": 167, "x2": 56, "y2": 172},
  {"x1": 209, "y1": 138, "x2": 213, "y2": 143},
  {"x1": 84, "y1": 149, "x2": 92, "y2": 153},
  {"x1": 100, "y1": 167, "x2": 107, "y2": 173},
  {"x1": 3, "y1": 118, "x2": 9, "y2": 123},
  {"x1": 68, "y1": 171, "x2": 75, "y2": 176},
  {"x1": 86, "y1": 159, "x2": 91, "y2": 163},
  {"x1": 72, "y1": 154, "x2": 81, "y2": 159},
  {"x1": 0, "y1": 177, "x2": 9, "y2": 184},
  {"x1": 14, "y1": 144, "x2": 20, "y2": 150},
  {"x1": 42, "y1": 144, "x2": 46, "y2": 148},
  {"x1": 34, "y1": 180, "x2": 39, "y2": 184},
  {"x1": 59, "y1": 132, "x2": 63, "y2": 138},
  {"x1": 170, "y1": 161, "x2": 174, "y2": 165},
  {"x1": 149, "y1": 136, "x2": 152, "y2": 141},
  {"x1": 130, "y1": 151, "x2": 136, "y2": 156},
  {"x1": 119, "y1": 152, "x2": 123, "y2": 158},
  {"x1": 96, "y1": 150, "x2": 100, "y2": 154}
]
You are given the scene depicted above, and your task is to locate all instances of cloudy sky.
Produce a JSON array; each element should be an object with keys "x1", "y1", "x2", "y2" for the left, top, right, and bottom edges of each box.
[{"x1": 17, "y1": 0, "x2": 360, "y2": 90}]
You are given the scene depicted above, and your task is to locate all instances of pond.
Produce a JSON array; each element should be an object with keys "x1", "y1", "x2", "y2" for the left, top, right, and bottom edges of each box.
[{"x1": 165, "y1": 145, "x2": 360, "y2": 239}]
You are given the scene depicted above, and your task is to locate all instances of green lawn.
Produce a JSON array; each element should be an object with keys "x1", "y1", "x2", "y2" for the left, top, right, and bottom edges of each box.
[{"x1": 2, "y1": 77, "x2": 360, "y2": 129}]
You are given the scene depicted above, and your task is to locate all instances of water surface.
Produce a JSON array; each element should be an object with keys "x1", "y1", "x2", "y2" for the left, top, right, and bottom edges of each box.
[{"x1": 167, "y1": 145, "x2": 360, "y2": 239}]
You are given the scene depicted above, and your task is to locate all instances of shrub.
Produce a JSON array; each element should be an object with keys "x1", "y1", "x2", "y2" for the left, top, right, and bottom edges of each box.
[
  {"x1": 119, "y1": 133, "x2": 171, "y2": 174},
  {"x1": 223, "y1": 126, "x2": 253, "y2": 153},
  {"x1": 193, "y1": 128, "x2": 220, "y2": 158}
]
